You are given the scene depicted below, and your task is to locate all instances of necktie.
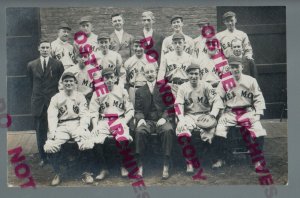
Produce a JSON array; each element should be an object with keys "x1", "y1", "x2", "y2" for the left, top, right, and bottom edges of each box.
[{"x1": 43, "y1": 58, "x2": 47, "y2": 72}]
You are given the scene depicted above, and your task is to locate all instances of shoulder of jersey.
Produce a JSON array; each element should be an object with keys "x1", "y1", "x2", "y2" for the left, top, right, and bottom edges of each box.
[{"x1": 242, "y1": 74, "x2": 256, "y2": 82}]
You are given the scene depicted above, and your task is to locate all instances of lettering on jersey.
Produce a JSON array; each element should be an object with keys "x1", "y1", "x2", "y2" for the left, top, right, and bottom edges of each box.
[
  {"x1": 73, "y1": 104, "x2": 79, "y2": 114},
  {"x1": 224, "y1": 91, "x2": 236, "y2": 102},
  {"x1": 200, "y1": 68, "x2": 209, "y2": 76},
  {"x1": 166, "y1": 64, "x2": 176, "y2": 72},
  {"x1": 180, "y1": 64, "x2": 187, "y2": 71},
  {"x1": 197, "y1": 96, "x2": 209, "y2": 104},
  {"x1": 210, "y1": 89, "x2": 217, "y2": 96},
  {"x1": 184, "y1": 98, "x2": 193, "y2": 106},
  {"x1": 241, "y1": 90, "x2": 254, "y2": 100},
  {"x1": 58, "y1": 105, "x2": 67, "y2": 118},
  {"x1": 113, "y1": 100, "x2": 124, "y2": 109}
]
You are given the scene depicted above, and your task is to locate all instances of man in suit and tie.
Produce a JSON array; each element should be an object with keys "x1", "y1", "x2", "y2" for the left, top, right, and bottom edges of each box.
[
  {"x1": 134, "y1": 64, "x2": 174, "y2": 179},
  {"x1": 27, "y1": 40, "x2": 64, "y2": 166},
  {"x1": 109, "y1": 13, "x2": 134, "y2": 63},
  {"x1": 140, "y1": 11, "x2": 164, "y2": 63}
]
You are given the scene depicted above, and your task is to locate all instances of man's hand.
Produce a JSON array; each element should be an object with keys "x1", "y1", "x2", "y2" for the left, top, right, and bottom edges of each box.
[
  {"x1": 137, "y1": 119, "x2": 147, "y2": 127},
  {"x1": 47, "y1": 132, "x2": 55, "y2": 140},
  {"x1": 156, "y1": 118, "x2": 167, "y2": 127}
]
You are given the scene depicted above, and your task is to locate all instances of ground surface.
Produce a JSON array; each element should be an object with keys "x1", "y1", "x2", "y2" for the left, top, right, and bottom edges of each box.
[{"x1": 7, "y1": 120, "x2": 288, "y2": 187}]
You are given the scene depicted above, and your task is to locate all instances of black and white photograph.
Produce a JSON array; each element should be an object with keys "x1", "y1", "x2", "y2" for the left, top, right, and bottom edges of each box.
[{"x1": 5, "y1": 5, "x2": 287, "y2": 192}]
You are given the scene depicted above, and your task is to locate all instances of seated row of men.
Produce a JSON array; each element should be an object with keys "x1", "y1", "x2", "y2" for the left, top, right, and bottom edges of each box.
[{"x1": 44, "y1": 51, "x2": 266, "y2": 186}]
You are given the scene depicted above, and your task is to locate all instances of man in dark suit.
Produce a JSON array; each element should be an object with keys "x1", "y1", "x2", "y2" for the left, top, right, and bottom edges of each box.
[
  {"x1": 109, "y1": 13, "x2": 134, "y2": 63},
  {"x1": 140, "y1": 11, "x2": 164, "y2": 63},
  {"x1": 135, "y1": 63, "x2": 174, "y2": 179},
  {"x1": 27, "y1": 40, "x2": 64, "y2": 166}
]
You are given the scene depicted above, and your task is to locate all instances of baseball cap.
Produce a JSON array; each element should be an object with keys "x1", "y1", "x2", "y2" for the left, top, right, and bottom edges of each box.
[
  {"x1": 186, "y1": 63, "x2": 200, "y2": 73},
  {"x1": 172, "y1": 33, "x2": 185, "y2": 40},
  {"x1": 79, "y1": 16, "x2": 92, "y2": 24},
  {"x1": 97, "y1": 33, "x2": 110, "y2": 40},
  {"x1": 170, "y1": 15, "x2": 183, "y2": 23},
  {"x1": 58, "y1": 22, "x2": 71, "y2": 30},
  {"x1": 133, "y1": 36, "x2": 144, "y2": 43},
  {"x1": 223, "y1": 11, "x2": 236, "y2": 20},
  {"x1": 197, "y1": 18, "x2": 209, "y2": 25},
  {"x1": 102, "y1": 67, "x2": 115, "y2": 76},
  {"x1": 62, "y1": 72, "x2": 76, "y2": 81},
  {"x1": 228, "y1": 56, "x2": 242, "y2": 65}
]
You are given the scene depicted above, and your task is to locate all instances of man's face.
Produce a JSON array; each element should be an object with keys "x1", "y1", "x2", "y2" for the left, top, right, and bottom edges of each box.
[
  {"x1": 172, "y1": 38, "x2": 185, "y2": 53},
  {"x1": 171, "y1": 18, "x2": 183, "y2": 33},
  {"x1": 188, "y1": 68, "x2": 200, "y2": 85},
  {"x1": 230, "y1": 64, "x2": 243, "y2": 80},
  {"x1": 58, "y1": 28, "x2": 70, "y2": 42},
  {"x1": 80, "y1": 22, "x2": 93, "y2": 35},
  {"x1": 112, "y1": 16, "x2": 124, "y2": 31},
  {"x1": 98, "y1": 38, "x2": 110, "y2": 51},
  {"x1": 144, "y1": 65, "x2": 157, "y2": 82},
  {"x1": 142, "y1": 15, "x2": 154, "y2": 30},
  {"x1": 224, "y1": 16, "x2": 237, "y2": 31},
  {"x1": 63, "y1": 77, "x2": 76, "y2": 91},
  {"x1": 133, "y1": 42, "x2": 144, "y2": 57},
  {"x1": 231, "y1": 40, "x2": 242, "y2": 56},
  {"x1": 38, "y1": 42, "x2": 51, "y2": 57},
  {"x1": 103, "y1": 73, "x2": 116, "y2": 88}
]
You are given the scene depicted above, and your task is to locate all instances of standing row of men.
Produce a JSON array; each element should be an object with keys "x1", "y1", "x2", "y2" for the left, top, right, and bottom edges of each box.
[{"x1": 27, "y1": 10, "x2": 265, "y2": 186}]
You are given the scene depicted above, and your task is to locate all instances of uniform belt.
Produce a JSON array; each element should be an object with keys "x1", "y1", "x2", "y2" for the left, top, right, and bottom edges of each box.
[
  {"x1": 225, "y1": 106, "x2": 253, "y2": 112},
  {"x1": 58, "y1": 117, "x2": 80, "y2": 123},
  {"x1": 100, "y1": 114, "x2": 125, "y2": 120},
  {"x1": 128, "y1": 84, "x2": 143, "y2": 88},
  {"x1": 169, "y1": 79, "x2": 188, "y2": 85}
]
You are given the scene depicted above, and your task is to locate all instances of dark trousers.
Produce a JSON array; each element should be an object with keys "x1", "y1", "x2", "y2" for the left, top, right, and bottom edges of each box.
[
  {"x1": 135, "y1": 120, "x2": 174, "y2": 164},
  {"x1": 93, "y1": 138, "x2": 132, "y2": 171},
  {"x1": 34, "y1": 105, "x2": 48, "y2": 161}
]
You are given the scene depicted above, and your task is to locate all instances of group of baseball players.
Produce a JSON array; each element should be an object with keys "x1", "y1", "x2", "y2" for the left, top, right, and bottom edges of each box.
[{"x1": 27, "y1": 10, "x2": 267, "y2": 186}]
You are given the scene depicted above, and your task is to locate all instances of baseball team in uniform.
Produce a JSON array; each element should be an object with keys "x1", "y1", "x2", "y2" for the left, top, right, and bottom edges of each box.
[{"x1": 27, "y1": 10, "x2": 266, "y2": 185}]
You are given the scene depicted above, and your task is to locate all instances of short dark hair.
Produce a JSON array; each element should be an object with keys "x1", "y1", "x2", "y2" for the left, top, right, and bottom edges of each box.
[
  {"x1": 39, "y1": 39, "x2": 50, "y2": 45},
  {"x1": 111, "y1": 13, "x2": 123, "y2": 20}
]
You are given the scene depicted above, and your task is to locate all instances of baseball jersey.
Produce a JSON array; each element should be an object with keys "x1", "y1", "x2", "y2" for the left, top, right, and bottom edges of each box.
[
  {"x1": 74, "y1": 32, "x2": 99, "y2": 54},
  {"x1": 161, "y1": 33, "x2": 194, "y2": 60},
  {"x1": 216, "y1": 29, "x2": 253, "y2": 59},
  {"x1": 198, "y1": 54, "x2": 230, "y2": 86},
  {"x1": 89, "y1": 85, "x2": 134, "y2": 119},
  {"x1": 158, "y1": 51, "x2": 200, "y2": 81},
  {"x1": 216, "y1": 74, "x2": 265, "y2": 115},
  {"x1": 176, "y1": 81, "x2": 224, "y2": 115},
  {"x1": 51, "y1": 38, "x2": 75, "y2": 69},
  {"x1": 193, "y1": 35, "x2": 208, "y2": 59},
  {"x1": 59, "y1": 64, "x2": 100, "y2": 96},
  {"x1": 124, "y1": 54, "x2": 158, "y2": 87},
  {"x1": 95, "y1": 50, "x2": 122, "y2": 74},
  {"x1": 48, "y1": 91, "x2": 90, "y2": 132}
]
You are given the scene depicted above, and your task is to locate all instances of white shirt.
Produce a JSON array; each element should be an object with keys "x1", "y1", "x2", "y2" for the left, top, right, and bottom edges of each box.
[
  {"x1": 143, "y1": 28, "x2": 153, "y2": 38},
  {"x1": 147, "y1": 81, "x2": 156, "y2": 94},
  {"x1": 40, "y1": 56, "x2": 50, "y2": 71},
  {"x1": 115, "y1": 29, "x2": 124, "y2": 43}
]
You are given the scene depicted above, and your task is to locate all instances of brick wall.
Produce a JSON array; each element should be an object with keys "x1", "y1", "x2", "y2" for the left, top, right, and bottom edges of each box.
[{"x1": 40, "y1": 7, "x2": 217, "y2": 42}]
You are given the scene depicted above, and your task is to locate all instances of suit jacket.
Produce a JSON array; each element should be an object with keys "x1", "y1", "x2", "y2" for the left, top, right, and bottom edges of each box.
[
  {"x1": 135, "y1": 83, "x2": 173, "y2": 123},
  {"x1": 140, "y1": 30, "x2": 164, "y2": 63},
  {"x1": 110, "y1": 31, "x2": 134, "y2": 63},
  {"x1": 27, "y1": 57, "x2": 64, "y2": 117}
]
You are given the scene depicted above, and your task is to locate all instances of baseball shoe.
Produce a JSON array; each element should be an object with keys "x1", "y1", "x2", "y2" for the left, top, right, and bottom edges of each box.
[
  {"x1": 137, "y1": 165, "x2": 143, "y2": 178},
  {"x1": 162, "y1": 165, "x2": 169, "y2": 180},
  {"x1": 121, "y1": 166, "x2": 129, "y2": 177},
  {"x1": 186, "y1": 164, "x2": 194, "y2": 174},
  {"x1": 212, "y1": 159, "x2": 225, "y2": 169},
  {"x1": 50, "y1": 174, "x2": 61, "y2": 186},
  {"x1": 95, "y1": 170, "x2": 109, "y2": 180},
  {"x1": 82, "y1": 172, "x2": 94, "y2": 184}
]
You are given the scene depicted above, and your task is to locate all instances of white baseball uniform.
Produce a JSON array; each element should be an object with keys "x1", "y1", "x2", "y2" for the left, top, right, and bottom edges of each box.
[
  {"x1": 44, "y1": 91, "x2": 93, "y2": 153},
  {"x1": 175, "y1": 81, "x2": 224, "y2": 139},
  {"x1": 51, "y1": 38, "x2": 75, "y2": 69},
  {"x1": 74, "y1": 32, "x2": 99, "y2": 54},
  {"x1": 58, "y1": 64, "x2": 100, "y2": 97},
  {"x1": 198, "y1": 54, "x2": 230, "y2": 87},
  {"x1": 124, "y1": 54, "x2": 158, "y2": 105},
  {"x1": 193, "y1": 35, "x2": 208, "y2": 59},
  {"x1": 89, "y1": 85, "x2": 134, "y2": 144},
  {"x1": 215, "y1": 74, "x2": 266, "y2": 138},
  {"x1": 161, "y1": 33, "x2": 194, "y2": 61},
  {"x1": 158, "y1": 51, "x2": 200, "y2": 94},
  {"x1": 216, "y1": 29, "x2": 253, "y2": 59}
]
